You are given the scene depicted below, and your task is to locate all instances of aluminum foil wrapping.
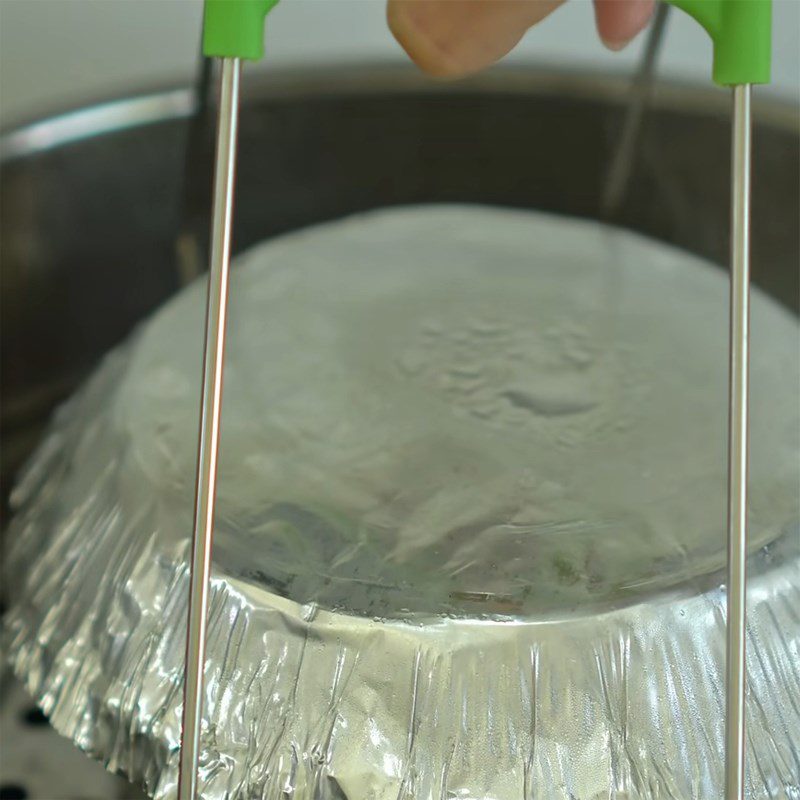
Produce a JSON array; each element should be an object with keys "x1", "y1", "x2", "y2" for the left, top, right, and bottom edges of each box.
[{"x1": 4, "y1": 206, "x2": 799, "y2": 799}]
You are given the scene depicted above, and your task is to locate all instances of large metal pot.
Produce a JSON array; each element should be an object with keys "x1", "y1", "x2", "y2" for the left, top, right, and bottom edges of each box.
[
  {"x1": 1, "y1": 67, "x2": 798, "y2": 513},
  {"x1": 1, "y1": 67, "x2": 798, "y2": 800}
]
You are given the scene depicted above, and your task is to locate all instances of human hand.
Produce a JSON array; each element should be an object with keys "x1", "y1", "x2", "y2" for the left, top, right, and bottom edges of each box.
[{"x1": 388, "y1": 0, "x2": 656, "y2": 77}]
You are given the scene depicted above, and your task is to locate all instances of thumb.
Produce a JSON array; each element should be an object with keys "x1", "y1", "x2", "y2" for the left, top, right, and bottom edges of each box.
[
  {"x1": 594, "y1": 0, "x2": 656, "y2": 51},
  {"x1": 388, "y1": 0, "x2": 565, "y2": 78}
]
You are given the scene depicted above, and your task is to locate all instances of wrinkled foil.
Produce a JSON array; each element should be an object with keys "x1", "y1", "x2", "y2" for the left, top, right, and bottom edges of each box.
[{"x1": 4, "y1": 207, "x2": 800, "y2": 799}]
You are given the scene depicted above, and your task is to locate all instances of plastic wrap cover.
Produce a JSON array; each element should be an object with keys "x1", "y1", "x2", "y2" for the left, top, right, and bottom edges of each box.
[{"x1": 4, "y1": 206, "x2": 799, "y2": 800}]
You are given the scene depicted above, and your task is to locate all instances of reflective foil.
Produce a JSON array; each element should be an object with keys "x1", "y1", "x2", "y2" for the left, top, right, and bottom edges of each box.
[{"x1": 5, "y1": 207, "x2": 799, "y2": 799}]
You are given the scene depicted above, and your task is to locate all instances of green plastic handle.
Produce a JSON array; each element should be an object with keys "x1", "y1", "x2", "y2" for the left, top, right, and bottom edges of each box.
[
  {"x1": 665, "y1": 0, "x2": 771, "y2": 85},
  {"x1": 203, "y1": 0, "x2": 279, "y2": 60}
]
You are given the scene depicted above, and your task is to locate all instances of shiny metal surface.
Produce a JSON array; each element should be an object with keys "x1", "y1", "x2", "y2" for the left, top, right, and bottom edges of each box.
[
  {"x1": 178, "y1": 57, "x2": 241, "y2": 800},
  {"x1": 0, "y1": 89, "x2": 195, "y2": 162},
  {"x1": 726, "y1": 83, "x2": 752, "y2": 800}
]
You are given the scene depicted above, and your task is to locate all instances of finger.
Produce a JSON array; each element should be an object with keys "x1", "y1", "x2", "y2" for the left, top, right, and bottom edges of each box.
[
  {"x1": 593, "y1": 0, "x2": 656, "y2": 51},
  {"x1": 388, "y1": 0, "x2": 565, "y2": 78}
]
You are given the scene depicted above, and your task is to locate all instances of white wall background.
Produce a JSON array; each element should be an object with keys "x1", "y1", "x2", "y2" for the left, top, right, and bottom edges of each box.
[{"x1": 1, "y1": 0, "x2": 798, "y2": 127}]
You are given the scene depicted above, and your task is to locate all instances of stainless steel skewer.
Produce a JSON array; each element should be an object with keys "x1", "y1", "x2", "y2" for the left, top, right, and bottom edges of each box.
[
  {"x1": 177, "y1": 56, "x2": 241, "y2": 800},
  {"x1": 607, "y1": 10, "x2": 755, "y2": 791},
  {"x1": 726, "y1": 82, "x2": 751, "y2": 800},
  {"x1": 601, "y1": 2, "x2": 670, "y2": 219}
]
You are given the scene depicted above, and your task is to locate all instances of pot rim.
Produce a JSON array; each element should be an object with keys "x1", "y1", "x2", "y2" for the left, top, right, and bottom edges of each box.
[{"x1": 2, "y1": 63, "x2": 798, "y2": 163}]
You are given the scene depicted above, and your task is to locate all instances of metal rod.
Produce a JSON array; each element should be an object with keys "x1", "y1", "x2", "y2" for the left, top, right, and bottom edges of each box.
[
  {"x1": 725, "y1": 82, "x2": 751, "y2": 800},
  {"x1": 177, "y1": 56, "x2": 241, "y2": 800},
  {"x1": 600, "y1": 1, "x2": 670, "y2": 219}
]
